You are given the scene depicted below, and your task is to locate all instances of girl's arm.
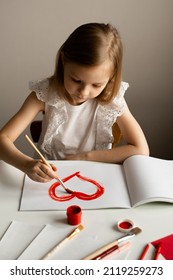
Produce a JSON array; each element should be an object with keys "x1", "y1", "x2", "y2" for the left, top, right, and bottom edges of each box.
[
  {"x1": 0, "y1": 92, "x2": 58, "y2": 182},
  {"x1": 66, "y1": 101, "x2": 149, "y2": 163}
]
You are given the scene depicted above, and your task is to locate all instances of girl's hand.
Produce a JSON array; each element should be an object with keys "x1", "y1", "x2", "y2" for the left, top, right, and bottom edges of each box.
[{"x1": 25, "y1": 160, "x2": 58, "y2": 183}]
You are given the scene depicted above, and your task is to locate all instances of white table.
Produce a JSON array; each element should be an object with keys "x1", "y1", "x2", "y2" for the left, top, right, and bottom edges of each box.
[{"x1": 0, "y1": 160, "x2": 173, "y2": 260}]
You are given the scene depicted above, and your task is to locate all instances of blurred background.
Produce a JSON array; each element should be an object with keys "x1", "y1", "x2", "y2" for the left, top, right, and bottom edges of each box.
[{"x1": 0, "y1": 0, "x2": 172, "y2": 159}]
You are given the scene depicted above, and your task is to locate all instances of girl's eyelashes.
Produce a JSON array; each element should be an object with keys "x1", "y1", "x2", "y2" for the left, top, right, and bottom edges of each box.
[
  {"x1": 93, "y1": 84, "x2": 103, "y2": 88},
  {"x1": 71, "y1": 77, "x2": 103, "y2": 88},
  {"x1": 71, "y1": 77, "x2": 81, "y2": 83}
]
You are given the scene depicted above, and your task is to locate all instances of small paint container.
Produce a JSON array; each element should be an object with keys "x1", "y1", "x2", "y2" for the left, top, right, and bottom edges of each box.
[
  {"x1": 117, "y1": 219, "x2": 134, "y2": 233},
  {"x1": 66, "y1": 205, "x2": 82, "y2": 225}
]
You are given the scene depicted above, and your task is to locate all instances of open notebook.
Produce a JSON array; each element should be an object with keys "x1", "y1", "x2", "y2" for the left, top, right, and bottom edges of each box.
[{"x1": 19, "y1": 155, "x2": 173, "y2": 211}]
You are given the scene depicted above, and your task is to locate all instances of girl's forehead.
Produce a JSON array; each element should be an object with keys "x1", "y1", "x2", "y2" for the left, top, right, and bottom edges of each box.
[{"x1": 65, "y1": 60, "x2": 113, "y2": 83}]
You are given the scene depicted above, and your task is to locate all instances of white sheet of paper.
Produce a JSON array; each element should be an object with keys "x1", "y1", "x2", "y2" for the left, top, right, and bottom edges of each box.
[
  {"x1": 20, "y1": 161, "x2": 131, "y2": 211},
  {"x1": 0, "y1": 221, "x2": 45, "y2": 260},
  {"x1": 18, "y1": 224, "x2": 71, "y2": 260}
]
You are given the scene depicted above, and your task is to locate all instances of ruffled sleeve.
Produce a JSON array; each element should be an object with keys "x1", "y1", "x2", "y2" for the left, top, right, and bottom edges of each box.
[
  {"x1": 29, "y1": 79, "x2": 49, "y2": 102},
  {"x1": 112, "y1": 81, "x2": 129, "y2": 116},
  {"x1": 29, "y1": 79, "x2": 68, "y2": 158},
  {"x1": 95, "y1": 81, "x2": 129, "y2": 149}
]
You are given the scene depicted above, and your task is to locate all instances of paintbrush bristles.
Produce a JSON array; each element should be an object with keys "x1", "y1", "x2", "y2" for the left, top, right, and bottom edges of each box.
[
  {"x1": 68, "y1": 224, "x2": 84, "y2": 239},
  {"x1": 131, "y1": 227, "x2": 142, "y2": 235},
  {"x1": 77, "y1": 224, "x2": 84, "y2": 231}
]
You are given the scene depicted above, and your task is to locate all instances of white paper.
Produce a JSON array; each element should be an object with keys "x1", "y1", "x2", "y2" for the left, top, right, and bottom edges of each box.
[
  {"x1": 124, "y1": 155, "x2": 173, "y2": 207},
  {"x1": 0, "y1": 221, "x2": 45, "y2": 259},
  {"x1": 19, "y1": 156, "x2": 173, "y2": 211},
  {"x1": 20, "y1": 161, "x2": 130, "y2": 211},
  {"x1": 18, "y1": 224, "x2": 71, "y2": 260}
]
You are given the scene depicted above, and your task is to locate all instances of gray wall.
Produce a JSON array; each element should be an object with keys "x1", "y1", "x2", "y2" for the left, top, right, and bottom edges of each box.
[{"x1": 0, "y1": 0, "x2": 173, "y2": 159}]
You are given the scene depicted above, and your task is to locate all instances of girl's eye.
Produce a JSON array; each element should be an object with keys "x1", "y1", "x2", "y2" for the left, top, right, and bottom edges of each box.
[
  {"x1": 71, "y1": 77, "x2": 81, "y2": 83},
  {"x1": 93, "y1": 84, "x2": 102, "y2": 88}
]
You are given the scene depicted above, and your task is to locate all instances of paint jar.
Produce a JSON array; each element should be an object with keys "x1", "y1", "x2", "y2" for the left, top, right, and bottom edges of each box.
[
  {"x1": 117, "y1": 219, "x2": 134, "y2": 232},
  {"x1": 66, "y1": 205, "x2": 82, "y2": 225}
]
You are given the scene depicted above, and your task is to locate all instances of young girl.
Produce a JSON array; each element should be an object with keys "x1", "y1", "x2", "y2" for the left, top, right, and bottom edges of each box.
[{"x1": 0, "y1": 23, "x2": 149, "y2": 183}]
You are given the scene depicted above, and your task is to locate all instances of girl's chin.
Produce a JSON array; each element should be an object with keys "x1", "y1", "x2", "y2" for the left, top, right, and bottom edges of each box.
[{"x1": 71, "y1": 96, "x2": 88, "y2": 105}]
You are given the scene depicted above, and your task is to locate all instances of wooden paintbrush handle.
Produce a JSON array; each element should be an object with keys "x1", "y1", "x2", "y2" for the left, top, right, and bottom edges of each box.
[
  {"x1": 83, "y1": 240, "x2": 118, "y2": 260},
  {"x1": 25, "y1": 134, "x2": 73, "y2": 193},
  {"x1": 42, "y1": 238, "x2": 67, "y2": 260},
  {"x1": 25, "y1": 134, "x2": 51, "y2": 167}
]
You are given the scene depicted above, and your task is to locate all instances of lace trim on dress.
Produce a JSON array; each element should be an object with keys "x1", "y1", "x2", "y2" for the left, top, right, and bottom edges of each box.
[
  {"x1": 41, "y1": 106, "x2": 68, "y2": 158},
  {"x1": 29, "y1": 79, "x2": 49, "y2": 102},
  {"x1": 29, "y1": 79, "x2": 69, "y2": 109},
  {"x1": 29, "y1": 79, "x2": 68, "y2": 158}
]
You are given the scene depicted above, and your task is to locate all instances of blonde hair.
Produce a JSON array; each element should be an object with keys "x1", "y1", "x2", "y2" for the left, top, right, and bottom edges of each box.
[{"x1": 50, "y1": 23, "x2": 123, "y2": 104}]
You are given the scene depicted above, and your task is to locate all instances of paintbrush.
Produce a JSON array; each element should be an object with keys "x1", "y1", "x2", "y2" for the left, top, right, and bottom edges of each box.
[
  {"x1": 41, "y1": 224, "x2": 84, "y2": 260},
  {"x1": 93, "y1": 242, "x2": 131, "y2": 260},
  {"x1": 25, "y1": 134, "x2": 73, "y2": 194},
  {"x1": 83, "y1": 227, "x2": 142, "y2": 260}
]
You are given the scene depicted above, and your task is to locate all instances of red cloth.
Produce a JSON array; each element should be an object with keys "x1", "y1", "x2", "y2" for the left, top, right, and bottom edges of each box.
[{"x1": 151, "y1": 234, "x2": 173, "y2": 260}]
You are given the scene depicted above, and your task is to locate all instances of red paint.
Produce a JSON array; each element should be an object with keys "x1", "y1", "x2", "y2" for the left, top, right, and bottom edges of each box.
[
  {"x1": 49, "y1": 171, "x2": 104, "y2": 202},
  {"x1": 119, "y1": 221, "x2": 132, "y2": 229}
]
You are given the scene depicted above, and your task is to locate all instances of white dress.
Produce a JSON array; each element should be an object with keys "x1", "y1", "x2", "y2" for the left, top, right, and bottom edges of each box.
[{"x1": 29, "y1": 79, "x2": 129, "y2": 159}]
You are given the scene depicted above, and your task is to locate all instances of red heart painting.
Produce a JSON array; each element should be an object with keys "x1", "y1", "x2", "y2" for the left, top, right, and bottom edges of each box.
[{"x1": 49, "y1": 171, "x2": 104, "y2": 202}]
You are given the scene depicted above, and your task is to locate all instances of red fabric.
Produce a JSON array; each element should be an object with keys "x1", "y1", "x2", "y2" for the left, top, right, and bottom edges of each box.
[{"x1": 151, "y1": 234, "x2": 173, "y2": 260}]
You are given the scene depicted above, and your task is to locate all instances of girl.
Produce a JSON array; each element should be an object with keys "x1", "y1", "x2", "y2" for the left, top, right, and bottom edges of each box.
[{"x1": 0, "y1": 23, "x2": 149, "y2": 183}]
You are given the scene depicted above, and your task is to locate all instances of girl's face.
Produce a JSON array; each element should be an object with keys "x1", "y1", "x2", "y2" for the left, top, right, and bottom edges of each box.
[{"x1": 63, "y1": 60, "x2": 112, "y2": 105}]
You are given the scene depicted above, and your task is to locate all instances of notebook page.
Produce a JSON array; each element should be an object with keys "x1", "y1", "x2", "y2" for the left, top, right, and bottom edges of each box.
[
  {"x1": 123, "y1": 155, "x2": 173, "y2": 207},
  {"x1": 20, "y1": 160, "x2": 131, "y2": 210}
]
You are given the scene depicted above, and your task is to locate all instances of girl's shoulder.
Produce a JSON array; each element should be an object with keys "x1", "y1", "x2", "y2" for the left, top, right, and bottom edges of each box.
[
  {"x1": 112, "y1": 81, "x2": 129, "y2": 106},
  {"x1": 29, "y1": 78, "x2": 64, "y2": 108},
  {"x1": 116, "y1": 81, "x2": 129, "y2": 100},
  {"x1": 29, "y1": 78, "x2": 50, "y2": 102},
  {"x1": 98, "y1": 81, "x2": 129, "y2": 118},
  {"x1": 111, "y1": 81, "x2": 129, "y2": 115}
]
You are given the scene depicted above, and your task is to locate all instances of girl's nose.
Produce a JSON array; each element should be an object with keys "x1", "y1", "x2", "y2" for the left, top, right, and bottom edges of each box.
[{"x1": 78, "y1": 85, "x2": 89, "y2": 98}]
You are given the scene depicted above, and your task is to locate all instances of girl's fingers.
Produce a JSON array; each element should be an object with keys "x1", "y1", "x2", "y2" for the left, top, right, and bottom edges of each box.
[
  {"x1": 50, "y1": 164, "x2": 58, "y2": 172},
  {"x1": 39, "y1": 163, "x2": 57, "y2": 180},
  {"x1": 27, "y1": 160, "x2": 58, "y2": 182}
]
